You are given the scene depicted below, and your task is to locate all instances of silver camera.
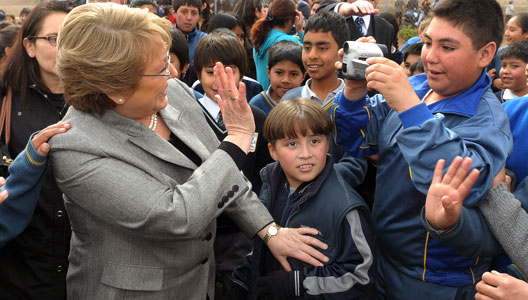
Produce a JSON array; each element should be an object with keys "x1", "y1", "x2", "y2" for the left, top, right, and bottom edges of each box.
[{"x1": 342, "y1": 41, "x2": 389, "y2": 80}]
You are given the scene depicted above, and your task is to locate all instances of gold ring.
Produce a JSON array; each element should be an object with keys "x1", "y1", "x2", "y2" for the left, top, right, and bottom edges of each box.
[{"x1": 229, "y1": 96, "x2": 238, "y2": 101}]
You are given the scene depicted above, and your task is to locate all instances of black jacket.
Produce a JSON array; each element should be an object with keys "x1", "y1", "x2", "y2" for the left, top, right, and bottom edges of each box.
[
  {"x1": 0, "y1": 85, "x2": 70, "y2": 300},
  {"x1": 319, "y1": 0, "x2": 397, "y2": 61}
]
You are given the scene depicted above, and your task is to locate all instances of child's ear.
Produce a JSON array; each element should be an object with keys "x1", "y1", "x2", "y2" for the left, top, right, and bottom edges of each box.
[
  {"x1": 182, "y1": 63, "x2": 190, "y2": 78},
  {"x1": 477, "y1": 41, "x2": 498, "y2": 69},
  {"x1": 268, "y1": 143, "x2": 280, "y2": 162}
]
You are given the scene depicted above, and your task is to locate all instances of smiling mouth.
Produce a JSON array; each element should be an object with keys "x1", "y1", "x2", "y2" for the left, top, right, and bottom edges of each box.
[{"x1": 298, "y1": 164, "x2": 313, "y2": 170}]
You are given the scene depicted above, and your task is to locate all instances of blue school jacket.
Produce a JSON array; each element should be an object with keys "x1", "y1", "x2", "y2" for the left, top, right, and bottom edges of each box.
[{"x1": 334, "y1": 71, "x2": 512, "y2": 287}]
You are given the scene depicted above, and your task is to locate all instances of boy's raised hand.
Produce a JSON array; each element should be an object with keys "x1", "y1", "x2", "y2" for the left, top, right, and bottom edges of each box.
[
  {"x1": 364, "y1": 57, "x2": 422, "y2": 113},
  {"x1": 425, "y1": 157, "x2": 480, "y2": 230}
]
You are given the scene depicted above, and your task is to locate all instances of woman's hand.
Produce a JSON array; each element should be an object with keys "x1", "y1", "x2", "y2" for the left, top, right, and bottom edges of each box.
[
  {"x1": 476, "y1": 271, "x2": 528, "y2": 300},
  {"x1": 31, "y1": 121, "x2": 71, "y2": 155},
  {"x1": 214, "y1": 62, "x2": 255, "y2": 154},
  {"x1": 260, "y1": 224, "x2": 329, "y2": 271},
  {"x1": 425, "y1": 157, "x2": 480, "y2": 230}
]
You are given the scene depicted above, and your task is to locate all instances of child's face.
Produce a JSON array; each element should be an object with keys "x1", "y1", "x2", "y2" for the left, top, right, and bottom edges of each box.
[
  {"x1": 504, "y1": 17, "x2": 528, "y2": 45},
  {"x1": 500, "y1": 57, "x2": 528, "y2": 92},
  {"x1": 175, "y1": 5, "x2": 200, "y2": 34},
  {"x1": 422, "y1": 17, "x2": 493, "y2": 98},
  {"x1": 199, "y1": 64, "x2": 241, "y2": 101},
  {"x1": 267, "y1": 61, "x2": 305, "y2": 100},
  {"x1": 401, "y1": 53, "x2": 420, "y2": 77},
  {"x1": 302, "y1": 30, "x2": 339, "y2": 82},
  {"x1": 268, "y1": 130, "x2": 329, "y2": 190}
]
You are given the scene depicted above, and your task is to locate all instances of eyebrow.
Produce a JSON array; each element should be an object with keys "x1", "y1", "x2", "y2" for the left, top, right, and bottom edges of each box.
[
  {"x1": 303, "y1": 41, "x2": 331, "y2": 46},
  {"x1": 423, "y1": 33, "x2": 460, "y2": 45}
]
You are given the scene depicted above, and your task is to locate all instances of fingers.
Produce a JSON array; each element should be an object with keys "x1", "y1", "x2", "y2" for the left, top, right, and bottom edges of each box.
[
  {"x1": 0, "y1": 189, "x2": 7, "y2": 204},
  {"x1": 431, "y1": 159, "x2": 445, "y2": 186},
  {"x1": 457, "y1": 168, "x2": 480, "y2": 199},
  {"x1": 492, "y1": 165, "x2": 506, "y2": 188},
  {"x1": 448, "y1": 157, "x2": 473, "y2": 188},
  {"x1": 441, "y1": 156, "x2": 463, "y2": 185},
  {"x1": 237, "y1": 81, "x2": 247, "y2": 104},
  {"x1": 277, "y1": 257, "x2": 292, "y2": 272},
  {"x1": 31, "y1": 121, "x2": 71, "y2": 154}
]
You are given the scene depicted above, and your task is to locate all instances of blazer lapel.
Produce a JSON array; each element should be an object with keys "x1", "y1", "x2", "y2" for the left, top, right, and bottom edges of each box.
[{"x1": 160, "y1": 102, "x2": 220, "y2": 163}]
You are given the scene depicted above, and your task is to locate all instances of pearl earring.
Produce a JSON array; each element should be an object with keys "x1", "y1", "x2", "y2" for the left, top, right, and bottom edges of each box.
[{"x1": 117, "y1": 98, "x2": 124, "y2": 104}]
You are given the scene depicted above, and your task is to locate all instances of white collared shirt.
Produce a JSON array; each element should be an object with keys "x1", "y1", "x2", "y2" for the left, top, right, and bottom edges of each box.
[
  {"x1": 198, "y1": 95, "x2": 221, "y2": 122},
  {"x1": 503, "y1": 88, "x2": 528, "y2": 101},
  {"x1": 302, "y1": 78, "x2": 345, "y2": 108}
]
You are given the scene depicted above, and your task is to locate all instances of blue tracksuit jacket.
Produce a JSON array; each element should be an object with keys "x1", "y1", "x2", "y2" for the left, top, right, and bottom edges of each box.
[{"x1": 334, "y1": 72, "x2": 512, "y2": 293}]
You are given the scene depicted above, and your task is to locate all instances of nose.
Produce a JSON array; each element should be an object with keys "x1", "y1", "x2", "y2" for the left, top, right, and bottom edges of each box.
[
  {"x1": 423, "y1": 45, "x2": 437, "y2": 64},
  {"x1": 168, "y1": 63, "x2": 178, "y2": 79},
  {"x1": 298, "y1": 142, "x2": 311, "y2": 158}
]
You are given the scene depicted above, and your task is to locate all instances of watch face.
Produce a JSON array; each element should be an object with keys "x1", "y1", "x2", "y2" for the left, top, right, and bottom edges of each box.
[{"x1": 269, "y1": 226, "x2": 278, "y2": 235}]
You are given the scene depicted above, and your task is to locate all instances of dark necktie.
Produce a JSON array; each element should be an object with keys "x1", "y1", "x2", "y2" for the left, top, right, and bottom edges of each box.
[
  {"x1": 355, "y1": 17, "x2": 366, "y2": 36},
  {"x1": 217, "y1": 112, "x2": 226, "y2": 130}
]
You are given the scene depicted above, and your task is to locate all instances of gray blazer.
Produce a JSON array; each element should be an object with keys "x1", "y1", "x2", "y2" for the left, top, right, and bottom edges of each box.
[{"x1": 50, "y1": 79, "x2": 273, "y2": 299}]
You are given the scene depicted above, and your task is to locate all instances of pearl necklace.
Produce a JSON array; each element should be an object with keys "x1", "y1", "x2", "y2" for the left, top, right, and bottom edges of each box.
[{"x1": 148, "y1": 113, "x2": 158, "y2": 131}]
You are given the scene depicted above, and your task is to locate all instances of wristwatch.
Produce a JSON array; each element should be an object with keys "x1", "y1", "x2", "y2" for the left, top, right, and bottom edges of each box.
[{"x1": 263, "y1": 224, "x2": 282, "y2": 244}]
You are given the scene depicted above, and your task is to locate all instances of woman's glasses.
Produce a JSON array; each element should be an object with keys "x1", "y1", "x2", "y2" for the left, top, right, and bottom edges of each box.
[
  {"x1": 142, "y1": 52, "x2": 171, "y2": 77},
  {"x1": 27, "y1": 34, "x2": 58, "y2": 46}
]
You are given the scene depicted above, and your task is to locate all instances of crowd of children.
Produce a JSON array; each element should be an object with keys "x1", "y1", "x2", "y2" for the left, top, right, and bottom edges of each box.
[{"x1": 0, "y1": 0, "x2": 527, "y2": 299}]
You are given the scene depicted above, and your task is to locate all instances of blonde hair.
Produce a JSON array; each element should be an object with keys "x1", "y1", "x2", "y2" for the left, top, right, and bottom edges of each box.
[{"x1": 57, "y1": 3, "x2": 172, "y2": 113}]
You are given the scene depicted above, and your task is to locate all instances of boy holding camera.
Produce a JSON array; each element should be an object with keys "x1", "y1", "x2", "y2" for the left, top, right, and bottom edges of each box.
[{"x1": 335, "y1": 0, "x2": 512, "y2": 298}]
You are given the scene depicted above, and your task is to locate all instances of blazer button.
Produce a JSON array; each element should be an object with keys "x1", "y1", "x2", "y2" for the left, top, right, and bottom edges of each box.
[
  {"x1": 222, "y1": 196, "x2": 229, "y2": 203},
  {"x1": 57, "y1": 210, "x2": 64, "y2": 218},
  {"x1": 57, "y1": 264, "x2": 63, "y2": 273},
  {"x1": 227, "y1": 191, "x2": 234, "y2": 198},
  {"x1": 232, "y1": 185, "x2": 239, "y2": 192},
  {"x1": 217, "y1": 202, "x2": 224, "y2": 208},
  {"x1": 204, "y1": 232, "x2": 212, "y2": 241},
  {"x1": 201, "y1": 257, "x2": 208, "y2": 264}
]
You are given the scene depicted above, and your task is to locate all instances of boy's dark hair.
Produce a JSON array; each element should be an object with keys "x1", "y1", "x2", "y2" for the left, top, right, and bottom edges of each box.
[
  {"x1": 172, "y1": 0, "x2": 201, "y2": 13},
  {"x1": 513, "y1": 13, "x2": 528, "y2": 34},
  {"x1": 207, "y1": 12, "x2": 245, "y2": 34},
  {"x1": 264, "y1": 98, "x2": 333, "y2": 144},
  {"x1": 170, "y1": 28, "x2": 189, "y2": 67},
  {"x1": 304, "y1": 10, "x2": 349, "y2": 49},
  {"x1": 500, "y1": 40, "x2": 528, "y2": 63},
  {"x1": 409, "y1": 58, "x2": 424, "y2": 75},
  {"x1": 430, "y1": 0, "x2": 503, "y2": 51},
  {"x1": 19, "y1": 7, "x2": 31, "y2": 17},
  {"x1": 403, "y1": 42, "x2": 423, "y2": 62},
  {"x1": 0, "y1": 24, "x2": 20, "y2": 60},
  {"x1": 268, "y1": 40, "x2": 305, "y2": 74},
  {"x1": 234, "y1": 0, "x2": 262, "y2": 31},
  {"x1": 194, "y1": 30, "x2": 248, "y2": 78},
  {"x1": 130, "y1": 0, "x2": 159, "y2": 12}
]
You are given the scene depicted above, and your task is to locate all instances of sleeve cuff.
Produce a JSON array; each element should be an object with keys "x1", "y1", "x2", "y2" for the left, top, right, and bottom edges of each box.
[
  {"x1": 398, "y1": 102, "x2": 434, "y2": 129},
  {"x1": 421, "y1": 206, "x2": 460, "y2": 236},
  {"x1": 338, "y1": 92, "x2": 367, "y2": 111},
  {"x1": 218, "y1": 141, "x2": 247, "y2": 171},
  {"x1": 25, "y1": 132, "x2": 47, "y2": 166}
]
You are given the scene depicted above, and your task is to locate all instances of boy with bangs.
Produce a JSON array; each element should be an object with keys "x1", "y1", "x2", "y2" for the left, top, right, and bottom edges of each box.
[
  {"x1": 334, "y1": 0, "x2": 512, "y2": 298},
  {"x1": 249, "y1": 40, "x2": 306, "y2": 115},
  {"x1": 495, "y1": 40, "x2": 528, "y2": 102},
  {"x1": 229, "y1": 98, "x2": 374, "y2": 299},
  {"x1": 193, "y1": 30, "x2": 273, "y2": 294}
]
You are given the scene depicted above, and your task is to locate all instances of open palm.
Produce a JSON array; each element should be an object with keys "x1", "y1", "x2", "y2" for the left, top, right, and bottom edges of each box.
[{"x1": 425, "y1": 157, "x2": 480, "y2": 229}]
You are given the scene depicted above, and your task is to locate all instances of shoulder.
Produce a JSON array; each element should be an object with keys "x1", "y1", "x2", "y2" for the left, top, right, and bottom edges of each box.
[{"x1": 281, "y1": 87, "x2": 303, "y2": 100}]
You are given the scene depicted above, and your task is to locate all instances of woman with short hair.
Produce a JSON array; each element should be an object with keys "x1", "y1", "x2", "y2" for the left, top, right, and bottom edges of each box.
[{"x1": 53, "y1": 3, "x2": 328, "y2": 298}]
